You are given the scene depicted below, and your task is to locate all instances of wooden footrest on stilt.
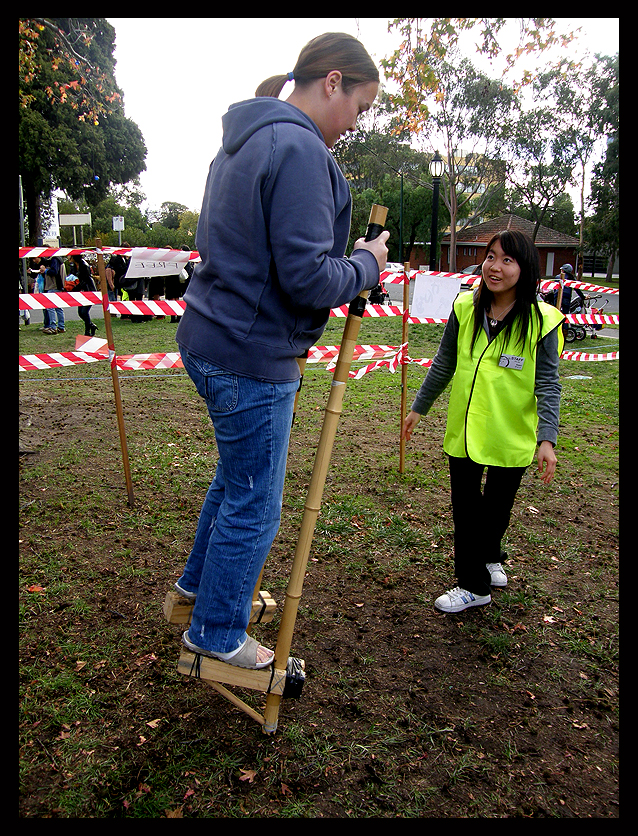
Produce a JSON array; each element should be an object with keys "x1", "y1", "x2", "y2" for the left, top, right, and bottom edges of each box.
[
  {"x1": 177, "y1": 649, "x2": 289, "y2": 695},
  {"x1": 162, "y1": 590, "x2": 194, "y2": 624},
  {"x1": 163, "y1": 589, "x2": 277, "y2": 626},
  {"x1": 250, "y1": 590, "x2": 277, "y2": 625}
]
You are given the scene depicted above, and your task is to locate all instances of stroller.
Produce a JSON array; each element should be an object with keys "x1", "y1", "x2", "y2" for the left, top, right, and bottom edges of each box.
[
  {"x1": 563, "y1": 293, "x2": 609, "y2": 342},
  {"x1": 368, "y1": 281, "x2": 390, "y2": 305}
]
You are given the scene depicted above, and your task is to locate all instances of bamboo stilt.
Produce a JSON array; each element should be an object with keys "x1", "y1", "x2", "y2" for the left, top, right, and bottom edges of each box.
[
  {"x1": 262, "y1": 205, "x2": 388, "y2": 734},
  {"x1": 163, "y1": 588, "x2": 276, "y2": 626},
  {"x1": 177, "y1": 650, "x2": 288, "y2": 694}
]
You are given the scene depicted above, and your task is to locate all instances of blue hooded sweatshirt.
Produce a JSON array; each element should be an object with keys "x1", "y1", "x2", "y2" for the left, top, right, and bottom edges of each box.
[{"x1": 176, "y1": 97, "x2": 380, "y2": 382}]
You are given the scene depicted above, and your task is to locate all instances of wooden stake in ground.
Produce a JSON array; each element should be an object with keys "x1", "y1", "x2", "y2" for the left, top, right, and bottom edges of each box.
[
  {"x1": 94, "y1": 238, "x2": 134, "y2": 508},
  {"x1": 399, "y1": 262, "x2": 411, "y2": 474},
  {"x1": 262, "y1": 205, "x2": 388, "y2": 734},
  {"x1": 557, "y1": 269, "x2": 565, "y2": 314}
]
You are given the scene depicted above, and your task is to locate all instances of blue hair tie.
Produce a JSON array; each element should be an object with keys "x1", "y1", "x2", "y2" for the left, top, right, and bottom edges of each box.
[{"x1": 287, "y1": 71, "x2": 294, "y2": 81}]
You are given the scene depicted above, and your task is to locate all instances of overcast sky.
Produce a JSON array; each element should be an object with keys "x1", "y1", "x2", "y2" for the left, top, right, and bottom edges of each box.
[{"x1": 105, "y1": 17, "x2": 619, "y2": 215}]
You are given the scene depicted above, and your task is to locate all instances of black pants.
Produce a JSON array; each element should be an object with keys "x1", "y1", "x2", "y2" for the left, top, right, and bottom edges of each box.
[
  {"x1": 78, "y1": 305, "x2": 94, "y2": 335},
  {"x1": 448, "y1": 455, "x2": 526, "y2": 596}
]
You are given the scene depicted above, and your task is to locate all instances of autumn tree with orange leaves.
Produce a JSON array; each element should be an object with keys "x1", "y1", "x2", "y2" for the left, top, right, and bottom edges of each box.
[{"x1": 19, "y1": 18, "x2": 147, "y2": 243}]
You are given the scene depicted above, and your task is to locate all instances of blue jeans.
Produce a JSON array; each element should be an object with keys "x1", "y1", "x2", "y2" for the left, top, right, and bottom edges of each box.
[
  {"x1": 45, "y1": 290, "x2": 65, "y2": 331},
  {"x1": 177, "y1": 348, "x2": 298, "y2": 654}
]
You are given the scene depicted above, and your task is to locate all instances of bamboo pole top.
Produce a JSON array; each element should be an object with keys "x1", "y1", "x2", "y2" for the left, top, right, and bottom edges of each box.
[{"x1": 369, "y1": 204, "x2": 388, "y2": 227}]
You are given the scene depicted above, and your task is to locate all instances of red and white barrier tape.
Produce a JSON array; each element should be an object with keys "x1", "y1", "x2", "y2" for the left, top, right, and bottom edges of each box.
[
  {"x1": 379, "y1": 267, "x2": 619, "y2": 296},
  {"x1": 560, "y1": 350, "x2": 620, "y2": 362},
  {"x1": 17, "y1": 293, "x2": 619, "y2": 327},
  {"x1": 19, "y1": 342, "x2": 619, "y2": 373},
  {"x1": 19, "y1": 249, "x2": 619, "y2": 297},
  {"x1": 307, "y1": 344, "x2": 397, "y2": 363},
  {"x1": 19, "y1": 246, "x2": 201, "y2": 261}
]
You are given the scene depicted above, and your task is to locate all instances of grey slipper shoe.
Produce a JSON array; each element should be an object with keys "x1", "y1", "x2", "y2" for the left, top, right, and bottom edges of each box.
[{"x1": 182, "y1": 632, "x2": 274, "y2": 670}]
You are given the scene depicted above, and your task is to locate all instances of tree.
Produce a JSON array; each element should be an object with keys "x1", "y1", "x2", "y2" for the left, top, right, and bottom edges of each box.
[
  {"x1": 380, "y1": 19, "x2": 577, "y2": 268},
  {"x1": 57, "y1": 190, "x2": 151, "y2": 247},
  {"x1": 532, "y1": 54, "x2": 617, "y2": 276},
  {"x1": 148, "y1": 202, "x2": 190, "y2": 230},
  {"x1": 586, "y1": 55, "x2": 619, "y2": 280},
  {"x1": 504, "y1": 106, "x2": 578, "y2": 242},
  {"x1": 381, "y1": 18, "x2": 576, "y2": 129},
  {"x1": 19, "y1": 18, "x2": 147, "y2": 243},
  {"x1": 419, "y1": 52, "x2": 514, "y2": 269},
  {"x1": 333, "y1": 118, "x2": 448, "y2": 263}
]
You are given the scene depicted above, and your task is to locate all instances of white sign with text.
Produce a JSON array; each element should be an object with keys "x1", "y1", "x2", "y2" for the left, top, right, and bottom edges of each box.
[
  {"x1": 410, "y1": 273, "x2": 462, "y2": 319},
  {"x1": 123, "y1": 248, "x2": 193, "y2": 280}
]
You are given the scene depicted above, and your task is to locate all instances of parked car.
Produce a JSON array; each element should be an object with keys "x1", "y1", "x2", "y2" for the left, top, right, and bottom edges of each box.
[{"x1": 460, "y1": 264, "x2": 481, "y2": 290}]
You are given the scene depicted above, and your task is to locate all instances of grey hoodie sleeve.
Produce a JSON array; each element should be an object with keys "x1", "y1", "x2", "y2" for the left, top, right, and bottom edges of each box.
[
  {"x1": 535, "y1": 326, "x2": 562, "y2": 446},
  {"x1": 265, "y1": 123, "x2": 379, "y2": 310}
]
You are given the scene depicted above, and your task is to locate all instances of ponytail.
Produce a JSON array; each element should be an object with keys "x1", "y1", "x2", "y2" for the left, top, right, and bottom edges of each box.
[
  {"x1": 255, "y1": 74, "x2": 291, "y2": 98},
  {"x1": 255, "y1": 32, "x2": 378, "y2": 98}
]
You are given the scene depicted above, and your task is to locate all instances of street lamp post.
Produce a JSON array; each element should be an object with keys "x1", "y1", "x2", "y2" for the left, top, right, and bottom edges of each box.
[{"x1": 429, "y1": 151, "x2": 445, "y2": 271}]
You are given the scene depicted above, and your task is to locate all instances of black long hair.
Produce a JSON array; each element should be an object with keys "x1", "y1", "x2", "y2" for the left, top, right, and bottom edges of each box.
[{"x1": 470, "y1": 229, "x2": 543, "y2": 354}]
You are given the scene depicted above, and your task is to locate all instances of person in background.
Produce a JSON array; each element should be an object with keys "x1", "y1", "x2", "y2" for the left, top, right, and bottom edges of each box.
[
  {"x1": 42, "y1": 255, "x2": 66, "y2": 334},
  {"x1": 70, "y1": 253, "x2": 98, "y2": 336},
  {"x1": 551, "y1": 263, "x2": 586, "y2": 314},
  {"x1": 174, "y1": 32, "x2": 388, "y2": 669}
]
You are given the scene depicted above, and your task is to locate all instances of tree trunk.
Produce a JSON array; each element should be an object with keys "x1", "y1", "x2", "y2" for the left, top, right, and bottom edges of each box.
[{"x1": 23, "y1": 180, "x2": 43, "y2": 245}]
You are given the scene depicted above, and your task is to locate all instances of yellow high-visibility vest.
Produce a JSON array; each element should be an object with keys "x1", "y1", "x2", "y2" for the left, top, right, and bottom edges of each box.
[{"x1": 444, "y1": 291, "x2": 564, "y2": 467}]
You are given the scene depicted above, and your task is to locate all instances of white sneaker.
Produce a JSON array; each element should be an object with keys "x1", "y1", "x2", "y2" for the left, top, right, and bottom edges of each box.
[
  {"x1": 487, "y1": 562, "x2": 508, "y2": 587},
  {"x1": 435, "y1": 586, "x2": 491, "y2": 613}
]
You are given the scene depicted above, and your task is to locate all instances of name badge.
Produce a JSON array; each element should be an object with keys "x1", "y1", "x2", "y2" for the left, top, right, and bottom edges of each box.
[{"x1": 499, "y1": 354, "x2": 525, "y2": 370}]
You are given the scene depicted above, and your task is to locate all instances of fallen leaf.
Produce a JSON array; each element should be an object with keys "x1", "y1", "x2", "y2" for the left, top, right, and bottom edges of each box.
[
  {"x1": 239, "y1": 769, "x2": 257, "y2": 783},
  {"x1": 146, "y1": 718, "x2": 162, "y2": 729},
  {"x1": 27, "y1": 585, "x2": 45, "y2": 593},
  {"x1": 135, "y1": 653, "x2": 158, "y2": 666}
]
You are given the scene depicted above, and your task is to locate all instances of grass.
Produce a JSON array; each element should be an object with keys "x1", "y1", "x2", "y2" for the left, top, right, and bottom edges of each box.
[{"x1": 19, "y1": 309, "x2": 619, "y2": 818}]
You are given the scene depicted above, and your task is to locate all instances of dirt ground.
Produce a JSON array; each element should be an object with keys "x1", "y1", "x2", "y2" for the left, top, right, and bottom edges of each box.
[{"x1": 19, "y1": 376, "x2": 619, "y2": 818}]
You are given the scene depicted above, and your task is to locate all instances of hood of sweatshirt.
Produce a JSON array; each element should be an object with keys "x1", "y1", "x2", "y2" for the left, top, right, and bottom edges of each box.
[{"x1": 221, "y1": 98, "x2": 324, "y2": 155}]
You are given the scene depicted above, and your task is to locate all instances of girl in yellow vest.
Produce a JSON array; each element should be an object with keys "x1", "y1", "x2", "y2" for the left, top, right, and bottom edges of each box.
[{"x1": 402, "y1": 230, "x2": 564, "y2": 613}]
